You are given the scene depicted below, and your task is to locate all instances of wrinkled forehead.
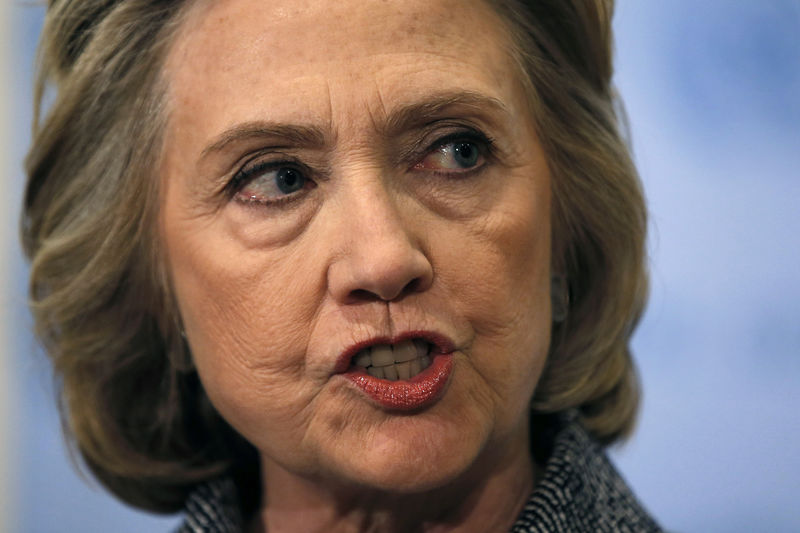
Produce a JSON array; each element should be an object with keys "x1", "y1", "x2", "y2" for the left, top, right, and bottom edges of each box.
[{"x1": 163, "y1": 0, "x2": 525, "y2": 129}]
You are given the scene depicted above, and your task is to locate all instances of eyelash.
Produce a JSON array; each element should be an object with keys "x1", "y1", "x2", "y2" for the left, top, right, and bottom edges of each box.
[
  {"x1": 226, "y1": 128, "x2": 496, "y2": 207},
  {"x1": 412, "y1": 130, "x2": 495, "y2": 178},
  {"x1": 226, "y1": 159, "x2": 311, "y2": 207}
]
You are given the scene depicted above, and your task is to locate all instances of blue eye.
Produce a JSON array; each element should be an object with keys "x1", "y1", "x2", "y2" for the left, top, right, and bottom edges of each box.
[
  {"x1": 233, "y1": 164, "x2": 309, "y2": 204},
  {"x1": 413, "y1": 135, "x2": 489, "y2": 174},
  {"x1": 273, "y1": 168, "x2": 305, "y2": 194},
  {"x1": 452, "y1": 141, "x2": 480, "y2": 168}
]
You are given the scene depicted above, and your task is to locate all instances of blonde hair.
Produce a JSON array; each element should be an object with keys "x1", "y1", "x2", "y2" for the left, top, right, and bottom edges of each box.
[
  {"x1": 22, "y1": 0, "x2": 647, "y2": 513},
  {"x1": 493, "y1": 0, "x2": 648, "y2": 444}
]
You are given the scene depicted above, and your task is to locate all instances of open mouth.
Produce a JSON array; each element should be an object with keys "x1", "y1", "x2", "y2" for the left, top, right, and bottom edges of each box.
[
  {"x1": 340, "y1": 334, "x2": 455, "y2": 410},
  {"x1": 350, "y1": 339, "x2": 432, "y2": 381}
]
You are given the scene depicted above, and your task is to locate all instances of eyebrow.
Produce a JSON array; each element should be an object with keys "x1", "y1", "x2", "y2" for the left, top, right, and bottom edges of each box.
[
  {"x1": 201, "y1": 122, "x2": 327, "y2": 158},
  {"x1": 381, "y1": 91, "x2": 511, "y2": 136},
  {"x1": 200, "y1": 90, "x2": 510, "y2": 158}
]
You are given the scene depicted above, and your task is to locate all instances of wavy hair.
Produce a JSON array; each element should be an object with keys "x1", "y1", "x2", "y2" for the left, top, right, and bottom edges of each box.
[
  {"x1": 22, "y1": 0, "x2": 647, "y2": 513},
  {"x1": 493, "y1": 0, "x2": 648, "y2": 444}
]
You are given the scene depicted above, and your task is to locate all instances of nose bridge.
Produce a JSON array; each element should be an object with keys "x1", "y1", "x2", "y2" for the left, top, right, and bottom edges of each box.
[
  {"x1": 349, "y1": 176, "x2": 409, "y2": 245},
  {"x1": 327, "y1": 168, "x2": 433, "y2": 303}
]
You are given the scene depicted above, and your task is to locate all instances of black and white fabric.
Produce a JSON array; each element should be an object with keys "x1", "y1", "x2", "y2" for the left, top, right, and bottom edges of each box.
[
  {"x1": 178, "y1": 416, "x2": 661, "y2": 532},
  {"x1": 178, "y1": 477, "x2": 242, "y2": 533},
  {"x1": 508, "y1": 417, "x2": 661, "y2": 532}
]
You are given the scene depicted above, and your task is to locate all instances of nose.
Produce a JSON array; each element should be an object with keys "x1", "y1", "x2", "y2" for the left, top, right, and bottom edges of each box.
[{"x1": 326, "y1": 182, "x2": 434, "y2": 304}]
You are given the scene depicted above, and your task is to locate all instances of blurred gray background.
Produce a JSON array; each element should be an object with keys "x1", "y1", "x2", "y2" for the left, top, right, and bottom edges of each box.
[{"x1": 2, "y1": 1, "x2": 798, "y2": 532}]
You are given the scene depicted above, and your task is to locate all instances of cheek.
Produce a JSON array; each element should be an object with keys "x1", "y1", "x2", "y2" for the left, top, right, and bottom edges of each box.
[
  {"x1": 439, "y1": 170, "x2": 552, "y2": 415},
  {"x1": 448, "y1": 176, "x2": 551, "y2": 342},
  {"x1": 174, "y1": 248, "x2": 313, "y2": 364},
  {"x1": 161, "y1": 212, "x2": 329, "y2": 439}
]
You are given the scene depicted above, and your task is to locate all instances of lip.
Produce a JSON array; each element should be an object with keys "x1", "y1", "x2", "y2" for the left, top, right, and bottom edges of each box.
[{"x1": 335, "y1": 330, "x2": 457, "y2": 411}]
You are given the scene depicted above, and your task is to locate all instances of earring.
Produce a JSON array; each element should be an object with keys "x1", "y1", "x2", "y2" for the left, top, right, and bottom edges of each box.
[
  {"x1": 169, "y1": 324, "x2": 195, "y2": 372},
  {"x1": 550, "y1": 275, "x2": 569, "y2": 322}
]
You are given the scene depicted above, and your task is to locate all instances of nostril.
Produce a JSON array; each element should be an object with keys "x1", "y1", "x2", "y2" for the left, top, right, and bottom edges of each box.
[
  {"x1": 349, "y1": 288, "x2": 379, "y2": 302},
  {"x1": 400, "y1": 277, "x2": 422, "y2": 296},
  {"x1": 347, "y1": 276, "x2": 422, "y2": 303}
]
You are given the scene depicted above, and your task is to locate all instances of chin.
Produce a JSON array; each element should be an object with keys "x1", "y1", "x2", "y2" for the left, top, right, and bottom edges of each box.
[
  {"x1": 326, "y1": 418, "x2": 489, "y2": 494},
  {"x1": 337, "y1": 454, "x2": 477, "y2": 495}
]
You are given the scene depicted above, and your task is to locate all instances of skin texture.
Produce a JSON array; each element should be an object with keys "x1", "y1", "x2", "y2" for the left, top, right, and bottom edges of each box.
[{"x1": 160, "y1": 0, "x2": 553, "y2": 531}]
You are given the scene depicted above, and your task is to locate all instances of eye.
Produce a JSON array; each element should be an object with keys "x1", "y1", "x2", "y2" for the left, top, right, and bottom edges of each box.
[
  {"x1": 413, "y1": 135, "x2": 489, "y2": 174},
  {"x1": 231, "y1": 163, "x2": 311, "y2": 205}
]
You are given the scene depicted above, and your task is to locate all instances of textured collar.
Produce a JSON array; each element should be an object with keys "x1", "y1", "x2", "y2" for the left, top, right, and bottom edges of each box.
[
  {"x1": 508, "y1": 417, "x2": 661, "y2": 532},
  {"x1": 179, "y1": 477, "x2": 242, "y2": 533},
  {"x1": 178, "y1": 417, "x2": 661, "y2": 532}
]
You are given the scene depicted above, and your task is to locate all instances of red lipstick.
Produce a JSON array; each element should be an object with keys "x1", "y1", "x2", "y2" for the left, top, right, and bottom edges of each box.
[
  {"x1": 346, "y1": 353, "x2": 453, "y2": 411},
  {"x1": 336, "y1": 332, "x2": 456, "y2": 411}
]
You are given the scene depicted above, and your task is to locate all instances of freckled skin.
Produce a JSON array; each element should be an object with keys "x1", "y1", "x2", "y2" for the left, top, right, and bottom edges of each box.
[{"x1": 161, "y1": 0, "x2": 553, "y2": 530}]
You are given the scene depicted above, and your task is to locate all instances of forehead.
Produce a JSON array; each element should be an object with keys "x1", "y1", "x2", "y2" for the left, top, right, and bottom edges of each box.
[{"x1": 165, "y1": 0, "x2": 525, "y2": 131}]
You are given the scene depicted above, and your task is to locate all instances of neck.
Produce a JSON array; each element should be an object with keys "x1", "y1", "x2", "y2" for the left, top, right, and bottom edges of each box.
[{"x1": 251, "y1": 424, "x2": 536, "y2": 533}]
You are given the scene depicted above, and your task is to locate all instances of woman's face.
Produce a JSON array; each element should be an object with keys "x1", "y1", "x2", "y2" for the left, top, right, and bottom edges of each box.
[{"x1": 161, "y1": 0, "x2": 552, "y2": 492}]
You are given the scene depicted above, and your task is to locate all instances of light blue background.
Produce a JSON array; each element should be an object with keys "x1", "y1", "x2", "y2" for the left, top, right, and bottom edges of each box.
[{"x1": 6, "y1": 1, "x2": 799, "y2": 532}]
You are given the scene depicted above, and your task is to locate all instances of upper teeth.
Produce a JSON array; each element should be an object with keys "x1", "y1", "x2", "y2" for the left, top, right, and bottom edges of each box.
[{"x1": 353, "y1": 339, "x2": 432, "y2": 381}]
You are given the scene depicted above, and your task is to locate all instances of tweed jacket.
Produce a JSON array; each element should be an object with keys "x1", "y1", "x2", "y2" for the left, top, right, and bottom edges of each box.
[{"x1": 177, "y1": 415, "x2": 662, "y2": 532}]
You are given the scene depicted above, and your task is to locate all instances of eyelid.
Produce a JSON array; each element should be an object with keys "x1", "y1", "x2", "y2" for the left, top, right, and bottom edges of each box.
[
  {"x1": 224, "y1": 153, "x2": 311, "y2": 198},
  {"x1": 411, "y1": 128, "x2": 495, "y2": 170},
  {"x1": 430, "y1": 130, "x2": 494, "y2": 153},
  {"x1": 219, "y1": 125, "x2": 496, "y2": 203},
  {"x1": 227, "y1": 162, "x2": 317, "y2": 210}
]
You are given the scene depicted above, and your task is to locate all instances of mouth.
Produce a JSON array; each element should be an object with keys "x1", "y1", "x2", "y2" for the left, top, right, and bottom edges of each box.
[
  {"x1": 337, "y1": 332, "x2": 456, "y2": 411},
  {"x1": 351, "y1": 339, "x2": 433, "y2": 381}
]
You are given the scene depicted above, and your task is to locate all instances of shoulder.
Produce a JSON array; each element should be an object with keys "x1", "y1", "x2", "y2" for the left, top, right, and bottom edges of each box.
[
  {"x1": 177, "y1": 477, "x2": 243, "y2": 533},
  {"x1": 511, "y1": 413, "x2": 663, "y2": 532}
]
